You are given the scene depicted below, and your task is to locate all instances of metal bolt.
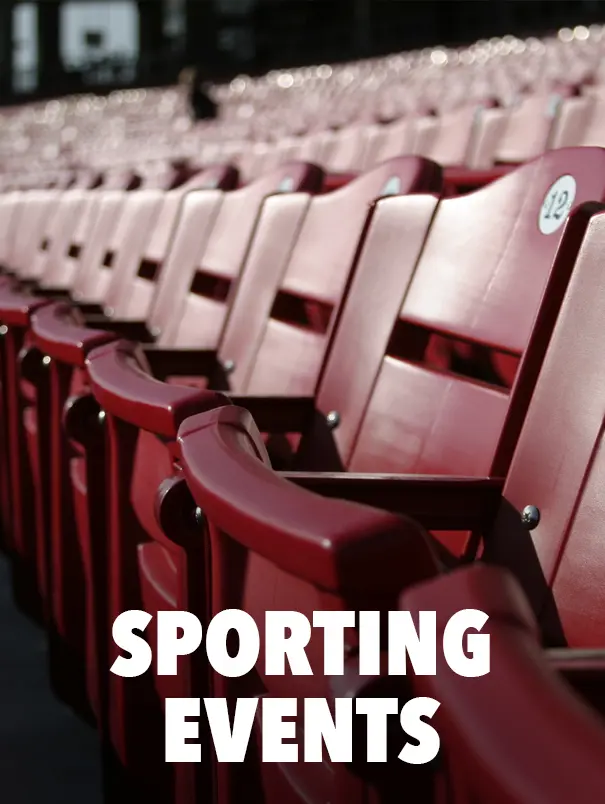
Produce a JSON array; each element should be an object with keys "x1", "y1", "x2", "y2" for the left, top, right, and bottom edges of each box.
[
  {"x1": 42, "y1": 355, "x2": 51, "y2": 366},
  {"x1": 326, "y1": 410, "x2": 340, "y2": 430},
  {"x1": 521, "y1": 505, "x2": 540, "y2": 530},
  {"x1": 194, "y1": 507, "x2": 205, "y2": 528},
  {"x1": 0, "y1": 325, "x2": 7, "y2": 336},
  {"x1": 150, "y1": 326, "x2": 162, "y2": 338},
  {"x1": 98, "y1": 410, "x2": 106, "y2": 425},
  {"x1": 223, "y1": 359, "x2": 235, "y2": 374}
]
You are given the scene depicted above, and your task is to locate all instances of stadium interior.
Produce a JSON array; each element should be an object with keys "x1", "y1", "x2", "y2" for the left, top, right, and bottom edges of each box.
[{"x1": 4, "y1": 1, "x2": 605, "y2": 803}]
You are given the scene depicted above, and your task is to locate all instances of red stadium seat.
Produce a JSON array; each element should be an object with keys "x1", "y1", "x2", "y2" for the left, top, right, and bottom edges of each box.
[
  {"x1": 399, "y1": 566, "x2": 605, "y2": 804},
  {"x1": 336, "y1": 564, "x2": 605, "y2": 803},
  {"x1": 67, "y1": 156, "x2": 440, "y2": 802},
  {"x1": 177, "y1": 403, "x2": 440, "y2": 804},
  {"x1": 13, "y1": 163, "x2": 324, "y2": 768}
]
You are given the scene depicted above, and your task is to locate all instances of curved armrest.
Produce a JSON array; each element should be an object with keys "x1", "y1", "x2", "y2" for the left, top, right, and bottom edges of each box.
[
  {"x1": 283, "y1": 472, "x2": 503, "y2": 530},
  {"x1": 30, "y1": 302, "x2": 117, "y2": 367},
  {"x1": 178, "y1": 406, "x2": 440, "y2": 596},
  {"x1": 0, "y1": 287, "x2": 51, "y2": 326},
  {"x1": 403, "y1": 565, "x2": 605, "y2": 804},
  {"x1": 86, "y1": 339, "x2": 230, "y2": 438}
]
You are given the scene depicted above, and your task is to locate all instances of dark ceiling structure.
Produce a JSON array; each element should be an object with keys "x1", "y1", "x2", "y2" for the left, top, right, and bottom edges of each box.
[{"x1": 2, "y1": 0, "x2": 605, "y2": 104}]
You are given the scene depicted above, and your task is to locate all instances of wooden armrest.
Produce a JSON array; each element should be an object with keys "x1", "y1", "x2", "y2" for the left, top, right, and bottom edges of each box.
[
  {"x1": 141, "y1": 345, "x2": 220, "y2": 380},
  {"x1": 84, "y1": 315, "x2": 154, "y2": 343},
  {"x1": 228, "y1": 394, "x2": 316, "y2": 433},
  {"x1": 178, "y1": 406, "x2": 439, "y2": 596},
  {"x1": 30, "y1": 302, "x2": 116, "y2": 367},
  {"x1": 282, "y1": 472, "x2": 504, "y2": 530},
  {"x1": 400, "y1": 567, "x2": 605, "y2": 802},
  {"x1": 86, "y1": 339, "x2": 230, "y2": 437},
  {"x1": 0, "y1": 287, "x2": 51, "y2": 326}
]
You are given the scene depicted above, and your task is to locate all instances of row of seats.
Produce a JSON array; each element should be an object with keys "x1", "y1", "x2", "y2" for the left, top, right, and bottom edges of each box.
[
  {"x1": 9, "y1": 26, "x2": 605, "y2": 191},
  {"x1": 2, "y1": 140, "x2": 605, "y2": 802}
]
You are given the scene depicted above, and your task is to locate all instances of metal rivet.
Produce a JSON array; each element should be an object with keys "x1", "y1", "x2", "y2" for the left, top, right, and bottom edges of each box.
[
  {"x1": 326, "y1": 410, "x2": 340, "y2": 429},
  {"x1": 105, "y1": 306, "x2": 114, "y2": 317},
  {"x1": 98, "y1": 410, "x2": 106, "y2": 425},
  {"x1": 194, "y1": 507, "x2": 205, "y2": 527},
  {"x1": 521, "y1": 505, "x2": 540, "y2": 530},
  {"x1": 0, "y1": 325, "x2": 7, "y2": 336},
  {"x1": 223, "y1": 359, "x2": 235, "y2": 374},
  {"x1": 150, "y1": 326, "x2": 162, "y2": 338},
  {"x1": 42, "y1": 355, "x2": 51, "y2": 366}
]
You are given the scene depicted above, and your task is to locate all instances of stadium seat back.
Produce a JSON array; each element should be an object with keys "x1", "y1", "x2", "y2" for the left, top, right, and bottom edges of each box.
[
  {"x1": 146, "y1": 189, "x2": 227, "y2": 343},
  {"x1": 370, "y1": 118, "x2": 416, "y2": 165},
  {"x1": 71, "y1": 190, "x2": 127, "y2": 303},
  {"x1": 12, "y1": 190, "x2": 56, "y2": 279},
  {"x1": 418, "y1": 105, "x2": 480, "y2": 167},
  {"x1": 100, "y1": 190, "x2": 176, "y2": 319},
  {"x1": 550, "y1": 95, "x2": 594, "y2": 149},
  {"x1": 325, "y1": 147, "x2": 605, "y2": 476},
  {"x1": 365, "y1": 567, "x2": 605, "y2": 803},
  {"x1": 149, "y1": 162, "x2": 323, "y2": 348},
  {"x1": 177, "y1": 405, "x2": 438, "y2": 804},
  {"x1": 110, "y1": 164, "x2": 240, "y2": 324},
  {"x1": 561, "y1": 96, "x2": 605, "y2": 148},
  {"x1": 495, "y1": 93, "x2": 560, "y2": 164},
  {"x1": 0, "y1": 192, "x2": 22, "y2": 268},
  {"x1": 466, "y1": 106, "x2": 509, "y2": 169},
  {"x1": 34, "y1": 189, "x2": 91, "y2": 288},
  {"x1": 100, "y1": 190, "x2": 166, "y2": 318},
  {"x1": 239, "y1": 157, "x2": 442, "y2": 397},
  {"x1": 485, "y1": 209, "x2": 605, "y2": 648}
]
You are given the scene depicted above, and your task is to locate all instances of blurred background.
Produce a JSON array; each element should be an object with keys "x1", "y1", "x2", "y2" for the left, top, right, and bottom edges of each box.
[{"x1": 3, "y1": 0, "x2": 605, "y2": 105}]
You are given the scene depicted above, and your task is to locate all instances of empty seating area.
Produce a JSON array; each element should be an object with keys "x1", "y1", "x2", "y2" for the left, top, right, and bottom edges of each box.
[{"x1": 5, "y1": 19, "x2": 605, "y2": 804}]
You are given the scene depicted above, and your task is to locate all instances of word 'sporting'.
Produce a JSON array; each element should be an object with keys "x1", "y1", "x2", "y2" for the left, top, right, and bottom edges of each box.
[{"x1": 111, "y1": 608, "x2": 490, "y2": 765}]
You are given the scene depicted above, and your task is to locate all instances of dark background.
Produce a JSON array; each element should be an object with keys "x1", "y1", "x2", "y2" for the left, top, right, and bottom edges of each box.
[{"x1": 2, "y1": 0, "x2": 605, "y2": 105}]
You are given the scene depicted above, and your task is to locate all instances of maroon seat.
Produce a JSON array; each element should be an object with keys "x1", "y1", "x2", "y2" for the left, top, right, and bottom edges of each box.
[
  {"x1": 289, "y1": 205, "x2": 605, "y2": 652},
  {"x1": 173, "y1": 203, "x2": 605, "y2": 797},
  {"x1": 78, "y1": 148, "x2": 604, "y2": 731},
  {"x1": 4, "y1": 190, "x2": 57, "y2": 279},
  {"x1": 342, "y1": 564, "x2": 605, "y2": 803},
  {"x1": 15, "y1": 163, "x2": 323, "y2": 737},
  {"x1": 78, "y1": 164, "x2": 240, "y2": 317},
  {"x1": 77, "y1": 149, "x2": 605, "y2": 799},
  {"x1": 2, "y1": 164, "x2": 240, "y2": 584},
  {"x1": 229, "y1": 148, "x2": 605, "y2": 559},
  {"x1": 68, "y1": 157, "x2": 441, "y2": 801},
  {"x1": 174, "y1": 404, "x2": 439, "y2": 804},
  {"x1": 443, "y1": 94, "x2": 562, "y2": 192}
]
